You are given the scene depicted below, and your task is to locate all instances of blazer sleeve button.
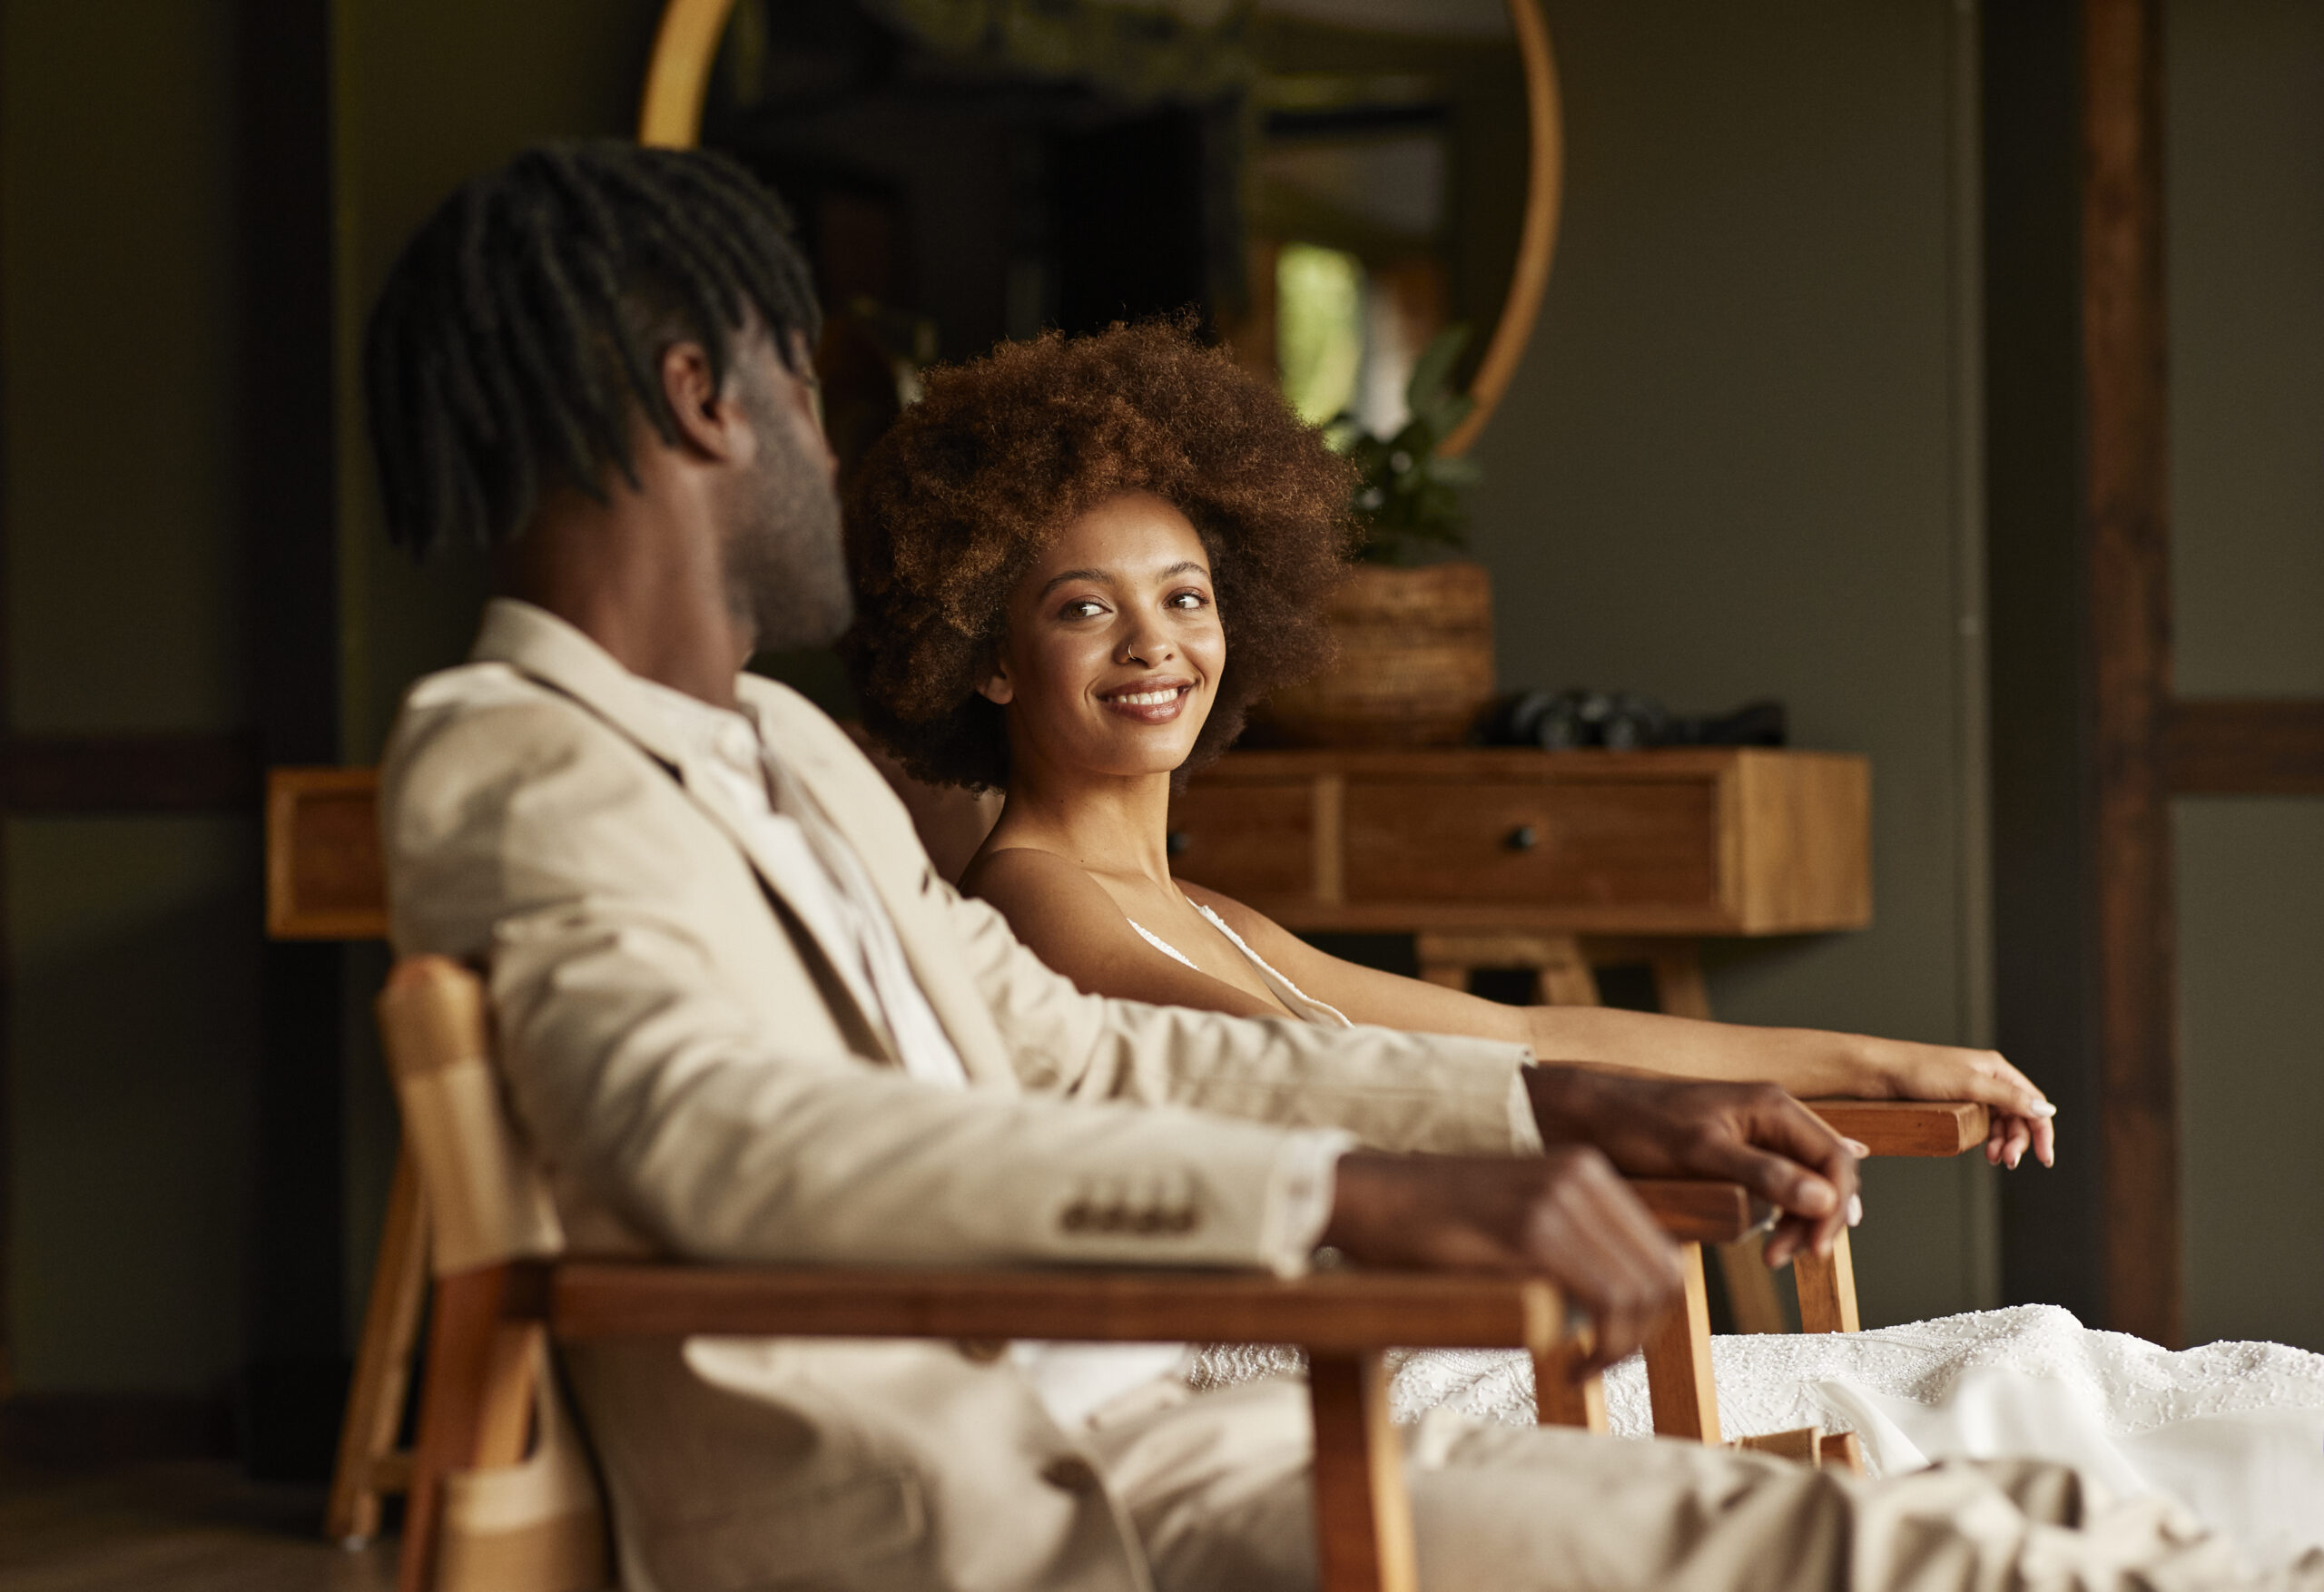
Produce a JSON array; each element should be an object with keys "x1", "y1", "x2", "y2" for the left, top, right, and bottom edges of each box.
[
  {"x1": 955, "y1": 1338, "x2": 1008, "y2": 1364},
  {"x1": 1060, "y1": 1202, "x2": 1092, "y2": 1232}
]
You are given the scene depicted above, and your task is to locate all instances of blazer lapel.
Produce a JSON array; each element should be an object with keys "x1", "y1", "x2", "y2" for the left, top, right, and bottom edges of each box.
[
  {"x1": 744, "y1": 688, "x2": 1020, "y2": 1089},
  {"x1": 470, "y1": 601, "x2": 902, "y2": 1066}
]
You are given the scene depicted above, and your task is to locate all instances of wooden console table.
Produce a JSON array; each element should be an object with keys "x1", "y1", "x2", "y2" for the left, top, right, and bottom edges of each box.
[{"x1": 1171, "y1": 745, "x2": 1870, "y2": 1006}]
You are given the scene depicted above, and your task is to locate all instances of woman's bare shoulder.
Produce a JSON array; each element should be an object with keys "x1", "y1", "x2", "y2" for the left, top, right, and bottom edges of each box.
[
  {"x1": 959, "y1": 845, "x2": 1128, "y2": 944},
  {"x1": 960, "y1": 842, "x2": 1099, "y2": 904}
]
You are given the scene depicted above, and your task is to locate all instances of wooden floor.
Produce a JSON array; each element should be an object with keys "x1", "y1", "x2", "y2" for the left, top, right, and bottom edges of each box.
[{"x1": 0, "y1": 1462, "x2": 394, "y2": 1592}]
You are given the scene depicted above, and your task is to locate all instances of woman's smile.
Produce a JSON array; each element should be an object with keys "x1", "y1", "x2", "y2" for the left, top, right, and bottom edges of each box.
[{"x1": 1100, "y1": 677, "x2": 1196, "y2": 722}]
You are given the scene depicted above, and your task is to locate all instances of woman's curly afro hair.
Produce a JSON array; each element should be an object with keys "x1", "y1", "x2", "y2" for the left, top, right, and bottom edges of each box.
[{"x1": 841, "y1": 319, "x2": 1355, "y2": 791}]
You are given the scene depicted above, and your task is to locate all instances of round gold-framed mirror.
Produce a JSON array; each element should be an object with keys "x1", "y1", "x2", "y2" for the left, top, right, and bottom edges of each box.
[{"x1": 635, "y1": 0, "x2": 1560, "y2": 457}]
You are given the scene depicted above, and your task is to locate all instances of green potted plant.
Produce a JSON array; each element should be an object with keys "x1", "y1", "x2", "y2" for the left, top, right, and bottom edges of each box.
[{"x1": 1264, "y1": 328, "x2": 1497, "y2": 746}]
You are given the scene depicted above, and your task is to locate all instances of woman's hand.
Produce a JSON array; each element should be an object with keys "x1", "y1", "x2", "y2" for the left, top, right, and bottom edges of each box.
[{"x1": 1856, "y1": 1040, "x2": 2056, "y2": 1169}]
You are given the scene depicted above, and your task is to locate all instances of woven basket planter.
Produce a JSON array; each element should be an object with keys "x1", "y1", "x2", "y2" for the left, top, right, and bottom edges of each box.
[{"x1": 1258, "y1": 561, "x2": 1496, "y2": 747}]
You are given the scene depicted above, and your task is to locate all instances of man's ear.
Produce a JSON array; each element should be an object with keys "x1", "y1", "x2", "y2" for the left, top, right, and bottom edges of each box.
[{"x1": 658, "y1": 340, "x2": 747, "y2": 461}]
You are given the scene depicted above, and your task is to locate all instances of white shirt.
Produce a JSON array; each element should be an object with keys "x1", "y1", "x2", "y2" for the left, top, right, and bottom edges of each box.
[{"x1": 640, "y1": 677, "x2": 970, "y2": 1089}]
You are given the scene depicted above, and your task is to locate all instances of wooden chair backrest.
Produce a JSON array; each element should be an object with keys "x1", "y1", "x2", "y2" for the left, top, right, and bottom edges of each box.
[
  {"x1": 377, "y1": 956, "x2": 565, "y2": 1275},
  {"x1": 269, "y1": 766, "x2": 387, "y2": 939}
]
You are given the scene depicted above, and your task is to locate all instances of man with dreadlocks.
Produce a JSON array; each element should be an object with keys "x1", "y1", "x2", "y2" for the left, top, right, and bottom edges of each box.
[{"x1": 370, "y1": 142, "x2": 2305, "y2": 1592}]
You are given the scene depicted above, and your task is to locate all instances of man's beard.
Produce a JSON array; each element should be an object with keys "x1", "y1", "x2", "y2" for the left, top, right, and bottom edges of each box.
[{"x1": 723, "y1": 405, "x2": 853, "y2": 653}]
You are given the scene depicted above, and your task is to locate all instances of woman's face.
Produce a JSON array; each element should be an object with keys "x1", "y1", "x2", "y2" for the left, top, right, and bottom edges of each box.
[{"x1": 984, "y1": 489, "x2": 1225, "y2": 782}]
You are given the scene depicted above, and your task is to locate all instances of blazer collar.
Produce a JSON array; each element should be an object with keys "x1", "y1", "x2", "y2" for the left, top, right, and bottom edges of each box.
[
  {"x1": 469, "y1": 599, "x2": 914, "y2": 1066},
  {"x1": 468, "y1": 598, "x2": 708, "y2": 771}
]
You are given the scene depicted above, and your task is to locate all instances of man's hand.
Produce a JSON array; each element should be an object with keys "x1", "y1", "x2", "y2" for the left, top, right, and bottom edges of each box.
[
  {"x1": 1522, "y1": 1066, "x2": 1860, "y2": 1269},
  {"x1": 1320, "y1": 1147, "x2": 1682, "y2": 1376}
]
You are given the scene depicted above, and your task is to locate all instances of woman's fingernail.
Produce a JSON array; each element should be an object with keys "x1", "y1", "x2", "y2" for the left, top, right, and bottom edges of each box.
[
  {"x1": 2026, "y1": 1101, "x2": 2057, "y2": 1118},
  {"x1": 1846, "y1": 1194, "x2": 1863, "y2": 1227},
  {"x1": 1844, "y1": 1138, "x2": 1871, "y2": 1158}
]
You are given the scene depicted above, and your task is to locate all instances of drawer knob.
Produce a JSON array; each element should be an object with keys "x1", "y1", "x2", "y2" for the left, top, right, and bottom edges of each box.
[
  {"x1": 1505, "y1": 824, "x2": 1540, "y2": 852},
  {"x1": 1166, "y1": 830, "x2": 1191, "y2": 858}
]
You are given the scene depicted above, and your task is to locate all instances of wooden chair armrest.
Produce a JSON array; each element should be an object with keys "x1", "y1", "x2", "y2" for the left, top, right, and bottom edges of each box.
[
  {"x1": 1629, "y1": 1180, "x2": 1769, "y2": 1244},
  {"x1": 1807, "y1": 1099, "x2": 1990, "y2": 1156},
  {"x1": 541, "y1": 1263, "x2": 1567, "y2": 1354}
]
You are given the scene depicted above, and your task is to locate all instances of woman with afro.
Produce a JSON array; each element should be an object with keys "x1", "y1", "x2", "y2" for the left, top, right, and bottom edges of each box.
[{"x1": 841, "y1": 320, "x2": 2054, "y2": 1162}]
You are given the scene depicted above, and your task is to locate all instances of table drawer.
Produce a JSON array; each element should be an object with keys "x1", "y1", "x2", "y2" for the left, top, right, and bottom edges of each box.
[
  {"x1": 1345, "y1": 778, "x2": 1722, "y2": 908},
  {"x1": 1166, "y1": 781, "x2": 1315, "y2": 899}
]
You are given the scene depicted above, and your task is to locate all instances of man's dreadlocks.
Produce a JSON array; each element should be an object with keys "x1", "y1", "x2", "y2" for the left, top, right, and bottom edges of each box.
[{"x1": 363, "y1": 139, "x2": 822, "y2": 559}]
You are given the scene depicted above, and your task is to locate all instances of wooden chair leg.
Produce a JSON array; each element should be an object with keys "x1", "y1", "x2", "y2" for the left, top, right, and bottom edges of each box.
[
  {"x1": 1818, "y1": 1430, "x2": 1866, "y2": 1473},
  {"x1": 1531, "y1": 1339, "x2": 1608, "y2": 1431},
  {"x1": 329, "y1": 1144, "x2": 429, "y2": 1545},
  {"x1": 1794, "y1": 1227, "x2": 1862, "y2": 1334},
  {"x1": 399, "y1": 1266, "x2": 541, "y2": 1592},
  {"x1": 1642, "y1": 1243, "x2": 1720, "y2": 1442},
  {"x1": 1308, "y1": 1351, "x2": 1417, "y2": 1592},
  {"x1": 1712, "y1": 1233, "x2": 1792, "y2": 1336}
]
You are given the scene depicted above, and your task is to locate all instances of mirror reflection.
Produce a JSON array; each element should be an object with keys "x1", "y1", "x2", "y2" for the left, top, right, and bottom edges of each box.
[{"x1": 698, "y1": 0, "x2": 1530, "y2": 474}]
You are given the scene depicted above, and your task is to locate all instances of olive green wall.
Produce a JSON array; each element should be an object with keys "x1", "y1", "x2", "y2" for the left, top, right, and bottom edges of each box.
[
  {"x1": 1, "y1": 0, "x2": 261, "y2": 1394},
  {"x1": 1472, "y1": 0, "x2": 2001, "y2": 1326},
  {"x1": 2165, "y1": 0, "x2": 2324, "y2": 1352}
]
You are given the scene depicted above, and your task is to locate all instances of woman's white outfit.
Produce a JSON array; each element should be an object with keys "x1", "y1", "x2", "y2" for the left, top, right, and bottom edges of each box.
[{"x1": 1134, "y1": 902, "x2": 2324, "y2": 1574}]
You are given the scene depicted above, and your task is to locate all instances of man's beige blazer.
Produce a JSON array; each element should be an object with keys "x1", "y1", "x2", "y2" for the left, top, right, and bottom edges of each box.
[{"x1": 383, "y1": 599, "x2": 1541, "y2": 1592}]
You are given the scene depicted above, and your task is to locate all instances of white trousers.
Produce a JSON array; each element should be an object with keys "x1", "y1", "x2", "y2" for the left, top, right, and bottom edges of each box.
[{"x1": 1085, "y1": 1376, "x2": 2324, "y2": 1592}]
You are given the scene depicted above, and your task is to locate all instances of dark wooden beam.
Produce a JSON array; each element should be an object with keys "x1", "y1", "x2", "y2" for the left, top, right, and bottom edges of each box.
[
  {"x1": 2166, "y1": 699, "x2": 2324, "y2": 795},
  {"x1": 0, "y1": 732, "x2": 261, "y2": 813},
  {"x1": 2082, "y1": 0, "x2": 2180, "y2": 1348},
  {"x1": 1985, "y1": 0, "x2": 2106, "y2": 1330},
  {"x1": 0, "y1": 11, "x2": 13, "y2": 1391},
  {"x1": 236, "y1": 0, "x2": 346, "y2": 1481}
]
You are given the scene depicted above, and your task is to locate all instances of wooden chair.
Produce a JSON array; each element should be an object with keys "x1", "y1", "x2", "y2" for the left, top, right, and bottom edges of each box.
[
  {"x1": 379, "y1": 952, "x2": 1593, "y2": 1592},
  {"x1": 1415, "y1": 929, "x2": 1992, "y2": 1341}
]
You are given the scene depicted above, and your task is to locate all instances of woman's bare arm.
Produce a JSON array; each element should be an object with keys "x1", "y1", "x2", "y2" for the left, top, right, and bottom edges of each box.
[{"x1": 1184, "y1": 885, "x2": 2056, "y2": 1169}]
